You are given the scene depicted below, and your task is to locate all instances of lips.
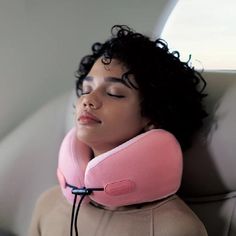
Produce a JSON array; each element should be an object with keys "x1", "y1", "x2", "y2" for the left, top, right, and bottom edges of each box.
[{"x1": 78, "y1": 111, "x2": 101, "y2": 125}]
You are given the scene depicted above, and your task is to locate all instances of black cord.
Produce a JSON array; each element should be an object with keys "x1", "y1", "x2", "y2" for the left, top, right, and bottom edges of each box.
[
  {"x1": 70, "y1": 193, "x2": 78, "y2": 236},
  {"x1": 68, "y1": 186, "x2": 104, "y2": 236},
  {"x1": 74, "y1": 194, "x2": 86, "y2": 236}
]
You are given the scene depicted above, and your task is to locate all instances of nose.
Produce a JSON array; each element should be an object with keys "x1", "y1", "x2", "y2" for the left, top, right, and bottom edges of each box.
[{"x1": 82, "y1": 93, "x2": 102, "y2": 110}]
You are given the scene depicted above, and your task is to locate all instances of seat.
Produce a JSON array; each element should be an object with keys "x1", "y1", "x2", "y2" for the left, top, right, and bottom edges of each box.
[
  {"x1": 1, "y1": 71, "x2": 236, "y2": 236},
  {"x1": 0, "y1": 91, "x2": 72, "y2": 236},
  {"x1": 180, "y1": 71, "x2": 236, "y2": 236}
]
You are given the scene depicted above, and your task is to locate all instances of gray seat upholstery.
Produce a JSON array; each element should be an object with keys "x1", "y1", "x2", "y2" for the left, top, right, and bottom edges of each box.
[
  {"x1": 0, "y1": 91, "x2": 72, "y2": 236},
  {"x1": 180, "y1": 71, "x2": 236, "y2": 236}
]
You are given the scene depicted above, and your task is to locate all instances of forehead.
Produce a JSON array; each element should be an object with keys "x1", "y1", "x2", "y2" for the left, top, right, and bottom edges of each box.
[{"x1": 84, "y1": 58, "x2": 138, "y2": 89}]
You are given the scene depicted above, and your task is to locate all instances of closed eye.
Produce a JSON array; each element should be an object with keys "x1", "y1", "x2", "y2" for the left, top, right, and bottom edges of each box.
[
  {"x1": 79, "y1": 88, "x2": 91, "y2": 96},
  {"x1": 81, "y1": 91, "x2": 90, "y2": 95},
  {"x1": 107, "y1": 93, "x2": 125, "y2": 98},
  {"x1": 76, "y1": 87, "x2": 91, "y2": 96}
]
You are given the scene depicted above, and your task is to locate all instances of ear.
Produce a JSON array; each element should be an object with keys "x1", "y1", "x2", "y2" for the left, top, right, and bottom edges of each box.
[
  {"x1": 144, "y1": 123, "x2": 156, "y2": 132},
  {"x1": 142, "y1": 118, "x2": 157, "y2": 132}
]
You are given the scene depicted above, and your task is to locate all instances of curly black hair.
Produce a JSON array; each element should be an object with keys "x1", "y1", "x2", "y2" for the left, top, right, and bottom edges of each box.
[{"x1": 75, "y1": 25, "x2": 208, "y2": 151}]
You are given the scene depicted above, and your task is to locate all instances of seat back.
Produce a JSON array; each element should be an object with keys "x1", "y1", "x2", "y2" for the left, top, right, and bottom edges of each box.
[{"x1": 180, "y1": 71, "x2": 236, "y2": 236}]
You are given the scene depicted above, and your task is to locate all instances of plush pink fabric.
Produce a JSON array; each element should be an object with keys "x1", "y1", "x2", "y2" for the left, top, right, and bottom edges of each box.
[{"x1": 57, "y1": 128, "x2": 182, "y2": 207}]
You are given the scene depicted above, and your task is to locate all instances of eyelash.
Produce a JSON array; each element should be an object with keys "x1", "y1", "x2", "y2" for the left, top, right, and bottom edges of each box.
[
  {"x1": 107, "y1": 93, "x2": 125, "y2": 98},
  {"x1": 80, "y1": 90, "x2": 125, "y2": 98}
]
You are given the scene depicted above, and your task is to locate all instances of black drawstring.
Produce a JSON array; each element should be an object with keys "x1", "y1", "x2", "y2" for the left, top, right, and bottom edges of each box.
[
  {"x1": 70, "y1": 193, "x2": 77, "y2": 236},
  {"x1": 74, "y1": 194, "x2": 86, "y2": 235},
  {"x1": 68, "y1": 184, "x2": 104, "y2": 236}
]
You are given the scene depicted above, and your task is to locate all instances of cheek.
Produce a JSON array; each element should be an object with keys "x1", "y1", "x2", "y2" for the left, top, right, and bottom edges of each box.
[{"x1": 106, "y1": 102, "x2": 143, "y2": 126}]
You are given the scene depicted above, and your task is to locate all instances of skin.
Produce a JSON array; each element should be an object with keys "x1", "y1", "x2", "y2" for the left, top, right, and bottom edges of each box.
[{"x1": 75, "y1": 58, "x2": 150, "y2": 157}]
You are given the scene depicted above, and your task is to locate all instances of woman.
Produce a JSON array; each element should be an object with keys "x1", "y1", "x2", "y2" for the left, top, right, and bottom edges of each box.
[{"x1": 29, "y1": 25, "x2": 208, "y2": 236}]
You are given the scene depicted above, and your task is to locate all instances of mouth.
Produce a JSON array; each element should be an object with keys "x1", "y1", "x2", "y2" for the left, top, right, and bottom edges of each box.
[{"x1": 78, "y1": 111, "x2": 102, "y2": 125}]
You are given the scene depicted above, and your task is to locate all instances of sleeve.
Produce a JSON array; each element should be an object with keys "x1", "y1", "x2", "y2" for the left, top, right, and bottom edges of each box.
[
  {"x1": 27, "y1": 186, "x2": 60, "y2": 236},
  {"x1": 153, "y1": 196, "x2": 208, "y2": 236},
  {"x1": 28, "y1": 195, "x2": 43, "y2": 236}
]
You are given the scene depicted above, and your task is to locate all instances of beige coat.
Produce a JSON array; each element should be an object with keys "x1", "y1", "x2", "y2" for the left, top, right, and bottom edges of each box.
[{"x1": 28, "y1": 186, "x2": 207, "y2": 236}]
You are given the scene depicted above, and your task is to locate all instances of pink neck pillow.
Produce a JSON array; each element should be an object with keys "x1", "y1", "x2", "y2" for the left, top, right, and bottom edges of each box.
[{"x1": 57, "y1": 128, "x2": 183, "y2": 208}]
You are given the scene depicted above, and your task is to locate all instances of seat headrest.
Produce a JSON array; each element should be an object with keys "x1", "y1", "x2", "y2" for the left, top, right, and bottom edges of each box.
[{"x1": 181, "y1": 71, "x2": 236, "y2": 197}]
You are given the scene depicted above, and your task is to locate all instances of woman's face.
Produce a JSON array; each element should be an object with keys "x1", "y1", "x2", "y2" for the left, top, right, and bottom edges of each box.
[{"x1": 75, "y1": 58, "x2": 149, "y2": 156}]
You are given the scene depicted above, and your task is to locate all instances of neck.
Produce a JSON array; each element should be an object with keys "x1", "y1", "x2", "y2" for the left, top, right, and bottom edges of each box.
[
  {"x1": 92, "y1": 146, "x2": 113, "y2": 157},
  {"x1": 90, "y1": 143, "x2": 122, "y2": 157}
]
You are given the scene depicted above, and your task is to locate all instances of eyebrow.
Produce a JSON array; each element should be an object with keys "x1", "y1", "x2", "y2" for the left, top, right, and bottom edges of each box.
[{"x1": 83, "y1": 76, "x2": 131, "y2": 88}]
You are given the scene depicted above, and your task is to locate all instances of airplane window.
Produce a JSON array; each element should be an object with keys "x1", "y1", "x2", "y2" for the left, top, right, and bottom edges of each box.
[{"x1": 156, "y1": 0, "x2": 236, "y2": 70}]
